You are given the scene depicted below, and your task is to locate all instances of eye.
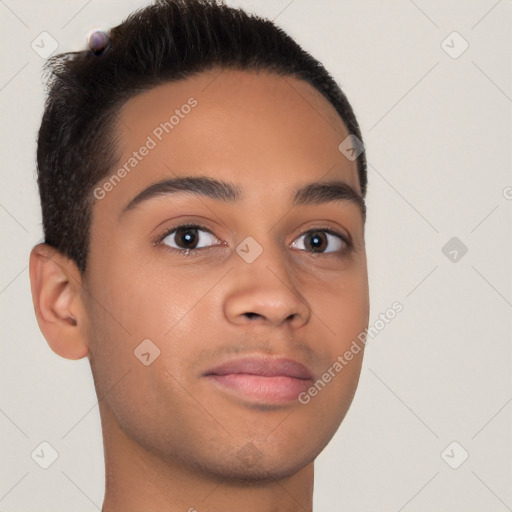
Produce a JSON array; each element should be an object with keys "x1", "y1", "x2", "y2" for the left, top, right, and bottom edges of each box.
[
  {"x1": 160, "y1": 224, "x2": 221, "y2": 252},
  {"x1": 290, "y1": 228, "x2": 350, "y2": 254},
  {"x1": 155, "y1": 223, "x2": 352, "y2": 258}
]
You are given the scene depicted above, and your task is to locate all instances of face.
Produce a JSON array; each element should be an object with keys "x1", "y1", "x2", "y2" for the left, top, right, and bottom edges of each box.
[{"x1": 82, "y1": 68, "x2": 369, "y2": 481}]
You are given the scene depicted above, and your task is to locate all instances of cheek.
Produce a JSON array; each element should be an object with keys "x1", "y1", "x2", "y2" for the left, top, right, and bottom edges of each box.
[
  {"x1": 305, "y1": 267, "x2": 369, "y2": 410},
  {"x1": 311, "y1": 267, "x2": 369, "y2": 346},
  {"x1": 87, "y1": 246, "x2": 187, "y2": 340},
  {"x1": 84, "y1": 295, "x2": 186, "y2": 445}
]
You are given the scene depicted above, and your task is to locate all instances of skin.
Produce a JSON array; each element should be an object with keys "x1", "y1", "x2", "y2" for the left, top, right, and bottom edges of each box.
[{"x1": 29, "y1": 68, "x2": 370, "y2": 512}]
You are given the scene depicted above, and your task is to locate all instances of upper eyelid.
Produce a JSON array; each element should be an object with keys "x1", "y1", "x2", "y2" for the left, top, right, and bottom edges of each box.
[
  {"x1": 154, "y1": 222, "x2": 214, "y2": 244},
  {"x1": 292, "y1": 228, "x2": 351, "y2": 248}
]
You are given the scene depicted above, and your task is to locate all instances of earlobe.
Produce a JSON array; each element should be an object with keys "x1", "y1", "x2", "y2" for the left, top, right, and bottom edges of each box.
[{"x1": 29, "y1": 243, "x2": 89, "y2": 360}]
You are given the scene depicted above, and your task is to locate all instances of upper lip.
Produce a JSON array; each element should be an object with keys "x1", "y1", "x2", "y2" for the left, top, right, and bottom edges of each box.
[{"x1": 203, "y1": 355, "x2": 314, "y2": 380}]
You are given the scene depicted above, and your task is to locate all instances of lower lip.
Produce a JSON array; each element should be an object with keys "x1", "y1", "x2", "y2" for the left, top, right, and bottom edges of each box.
[{"x1": 205, "y1": 374, "x2": 311, "y2": 404}]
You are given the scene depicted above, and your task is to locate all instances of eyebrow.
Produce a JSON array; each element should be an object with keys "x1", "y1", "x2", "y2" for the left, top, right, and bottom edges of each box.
[{"x1": 119, "y1": 175, "x2": 366, "y2": 220}]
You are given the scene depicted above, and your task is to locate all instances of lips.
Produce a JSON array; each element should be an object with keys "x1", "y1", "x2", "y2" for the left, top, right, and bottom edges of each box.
[{"x1": 203, "y1": 356, "x2": 314, "y2": 404}]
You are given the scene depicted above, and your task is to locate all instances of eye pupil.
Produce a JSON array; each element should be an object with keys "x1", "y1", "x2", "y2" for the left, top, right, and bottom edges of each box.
[
  {"x1": 177, "y1": 227, "x2": 198, "y2": 249},
  {"x1": 306, "y1": 231, "x2": 327, "y2": 252}
]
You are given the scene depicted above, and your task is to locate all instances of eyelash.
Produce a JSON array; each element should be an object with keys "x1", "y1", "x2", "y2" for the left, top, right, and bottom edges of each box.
[{"x1": 153, "y1": 223, "x2": 353, "y2": 258}]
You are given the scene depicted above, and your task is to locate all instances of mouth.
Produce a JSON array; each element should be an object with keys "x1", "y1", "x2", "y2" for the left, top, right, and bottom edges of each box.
[{"x1": 202, "y1": 356, "x2": 315, "y2": 404}]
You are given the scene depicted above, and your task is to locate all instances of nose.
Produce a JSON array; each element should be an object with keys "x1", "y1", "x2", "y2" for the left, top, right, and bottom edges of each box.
[{"x1": 224, "y1": 245, "x2": 311, "y2": 329}]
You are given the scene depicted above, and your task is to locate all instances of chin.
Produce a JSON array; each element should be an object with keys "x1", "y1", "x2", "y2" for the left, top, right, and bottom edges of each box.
[
  {"x1": 208, "y1": 456, "x2": 313, "y2": 485},
  {"x1": 183, "y1": 438, "x2": 321, "y2": 485}
]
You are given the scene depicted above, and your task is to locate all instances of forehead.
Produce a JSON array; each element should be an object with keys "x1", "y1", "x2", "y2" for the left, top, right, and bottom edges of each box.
[{"x1": 103, "y1": 68, "x2": 360, "y2": 213}]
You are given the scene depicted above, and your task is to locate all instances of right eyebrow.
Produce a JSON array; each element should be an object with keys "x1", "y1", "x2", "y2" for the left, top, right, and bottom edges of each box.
[{"x1": 119, "y1": 175, "x2": 241, "y2": 221}]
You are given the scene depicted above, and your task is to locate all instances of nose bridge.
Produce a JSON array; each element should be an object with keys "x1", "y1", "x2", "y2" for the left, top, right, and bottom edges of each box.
[
  {"x1": 224, "y1": 231, "x2": 311, "y2": 328},
  {"x1": 236, "y1": 230, "x2": 293, "y2": 285}
]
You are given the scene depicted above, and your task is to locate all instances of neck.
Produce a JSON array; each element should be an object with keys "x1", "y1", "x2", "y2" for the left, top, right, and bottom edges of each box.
[{"x1": 99, "y1": 404, "x2": 315, "y2": 512}]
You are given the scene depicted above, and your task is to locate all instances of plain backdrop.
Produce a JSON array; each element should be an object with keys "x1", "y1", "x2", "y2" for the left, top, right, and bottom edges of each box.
[{"x1": 1, "y1": 1, "x2": 511, "y2": 511}]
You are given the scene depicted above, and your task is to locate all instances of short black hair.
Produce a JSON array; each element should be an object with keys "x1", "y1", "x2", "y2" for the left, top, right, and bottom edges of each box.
[{"x1": 36, "y1": 0, "x2": 367, "y2": 274}]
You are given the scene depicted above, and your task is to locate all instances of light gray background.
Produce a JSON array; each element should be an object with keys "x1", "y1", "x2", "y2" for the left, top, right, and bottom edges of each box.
[{"x1": 1, "y1": 0, "x2": 511, "y2": 510}]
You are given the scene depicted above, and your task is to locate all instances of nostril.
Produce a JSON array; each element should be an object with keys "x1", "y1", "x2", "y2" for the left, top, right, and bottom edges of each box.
[{"x1": 245, "y1": 312, "x2": 259, "y2": 320}]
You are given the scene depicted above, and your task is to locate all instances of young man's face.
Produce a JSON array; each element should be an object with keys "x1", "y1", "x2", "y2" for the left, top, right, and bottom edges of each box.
[{"x1": 81, "y1": 68, "x2": 369, "y2": 481}]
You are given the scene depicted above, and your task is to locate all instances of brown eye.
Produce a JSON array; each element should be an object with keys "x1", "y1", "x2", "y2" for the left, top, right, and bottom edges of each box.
[
  {"x1": 304, "y1": 231, "x2": 328, "y2": 252},
  {"x1": 291, "y1": 229, "x2": 347, "y2": 254},
  {"x1": 161, "y1": 225, "x2": 219, "y2": 251}
]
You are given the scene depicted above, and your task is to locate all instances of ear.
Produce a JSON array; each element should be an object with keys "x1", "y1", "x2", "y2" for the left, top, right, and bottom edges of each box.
[{"x1": 29, "y1": 243, "x2": 89, "y2": 360}]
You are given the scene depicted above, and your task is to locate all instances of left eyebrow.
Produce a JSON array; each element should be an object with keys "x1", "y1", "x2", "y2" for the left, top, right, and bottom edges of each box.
[
  {"x1": 119, "y1": 175, "x2": 366, "y2": 221},
  {"x1": 292, "y1": 180, "x2": 366, "y2": 220}
]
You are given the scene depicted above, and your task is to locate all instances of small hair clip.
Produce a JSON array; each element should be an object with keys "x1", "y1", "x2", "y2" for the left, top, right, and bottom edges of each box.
[{"x1": 87, "y1": 29, "x2": 111, "y2": 55}]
